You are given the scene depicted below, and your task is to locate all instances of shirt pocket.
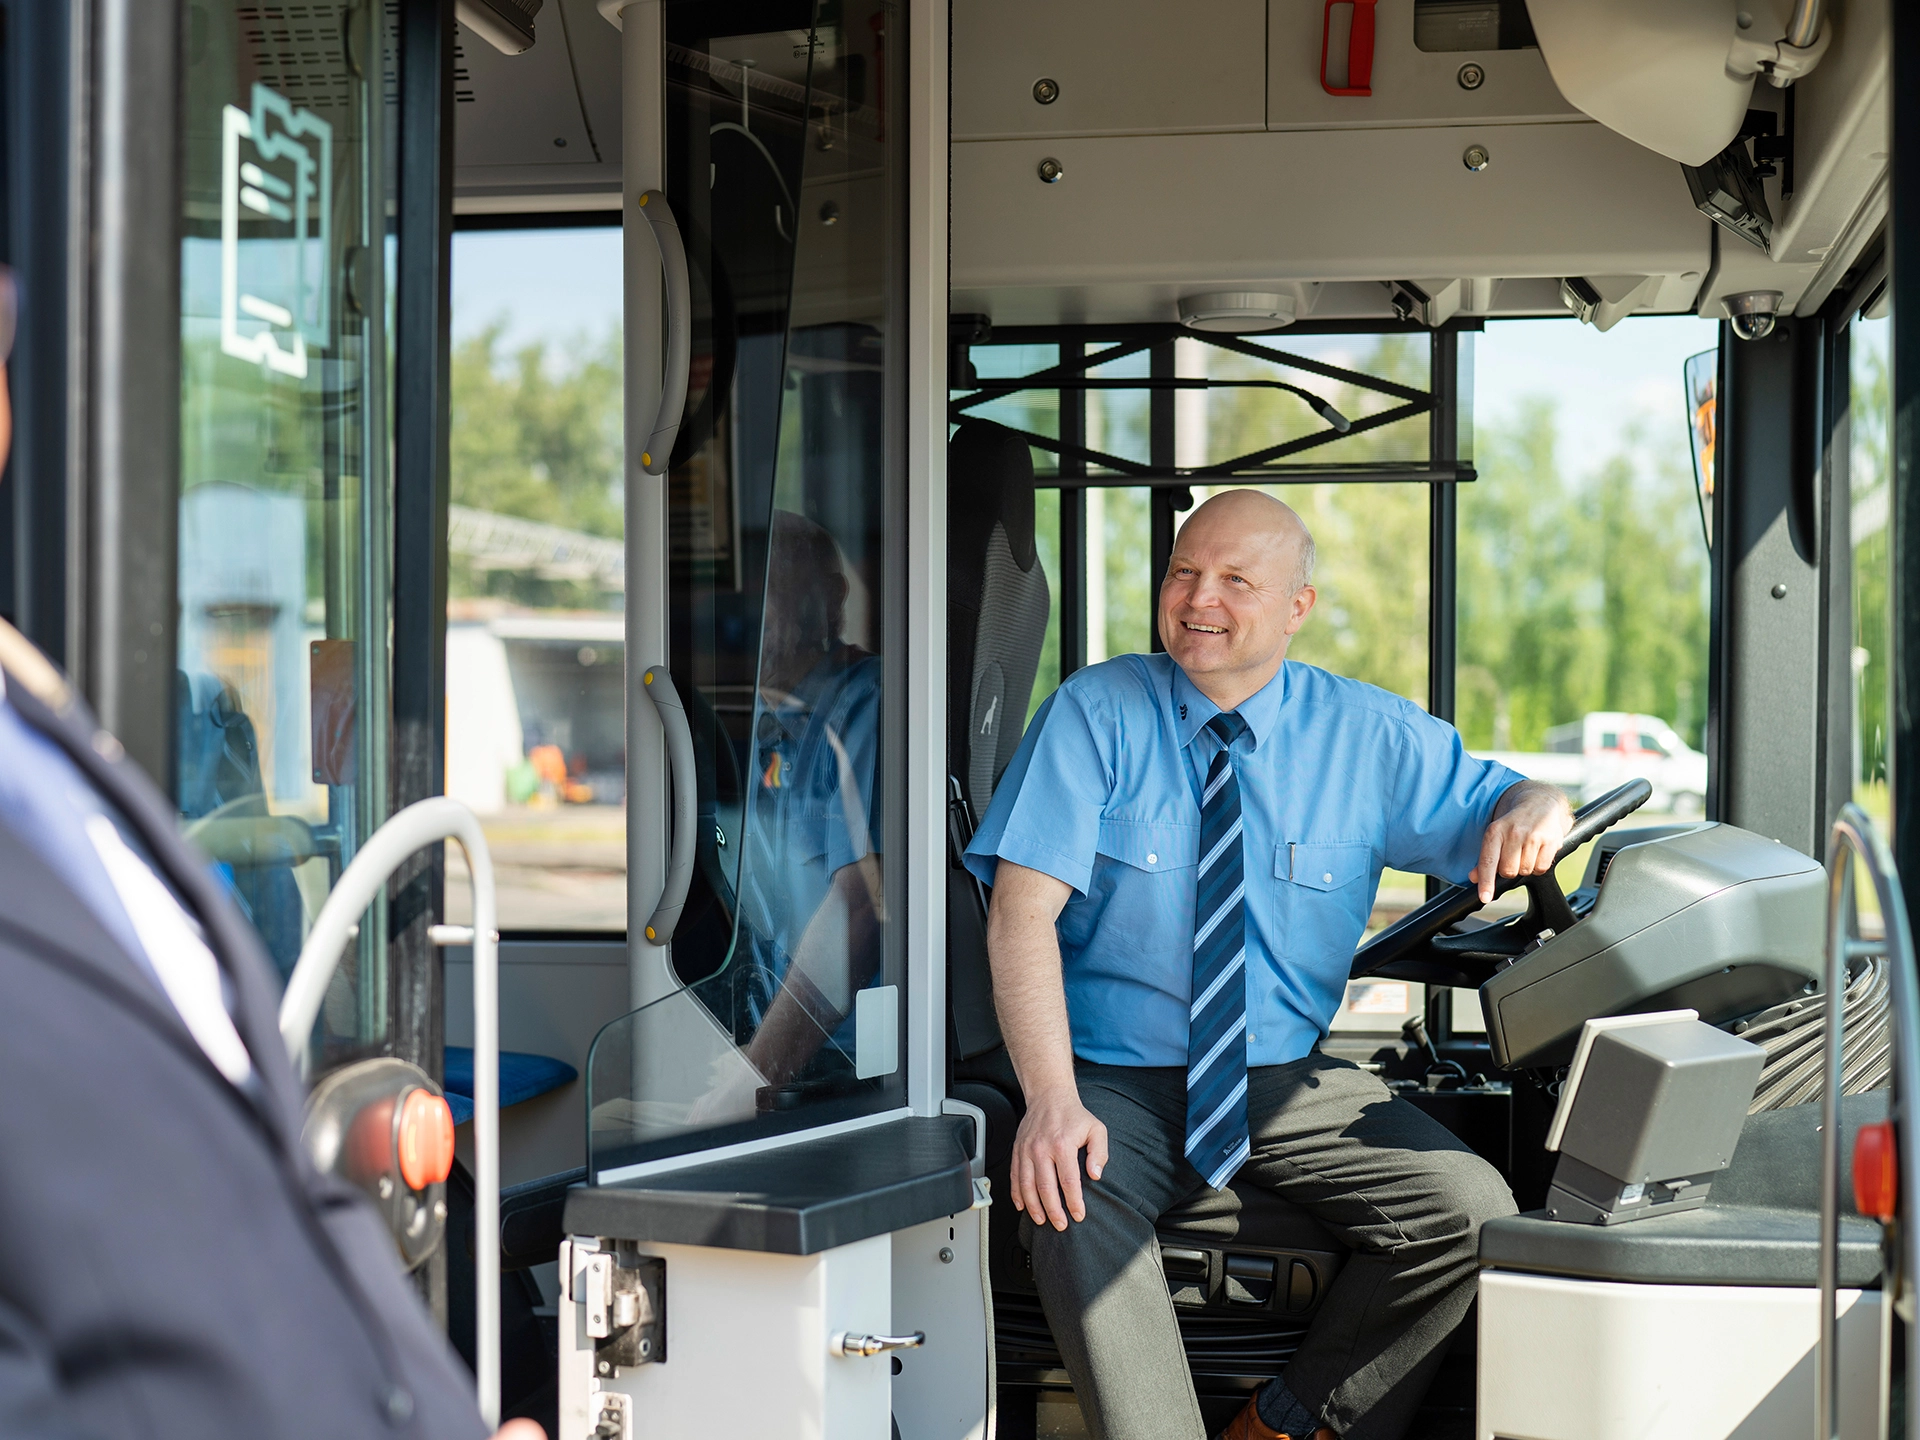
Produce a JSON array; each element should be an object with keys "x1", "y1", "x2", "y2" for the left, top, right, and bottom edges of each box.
[
  {"x1": 1097, "y1": 817, "x2": 1199, "y2": 874},
  {"x1": 1276, "y1": 841, "x2": 1373, "y2": 892},
  {"x1": 1274, "y1": 840, "x2": 1376, "y2": 950}
]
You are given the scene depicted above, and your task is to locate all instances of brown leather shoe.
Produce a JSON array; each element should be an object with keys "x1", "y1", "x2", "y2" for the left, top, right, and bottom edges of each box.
[
  {"x1": 1213, "y1": 1397, "x2": 1336, "y2": 1440},
  {"x1": 1214, "y1": 1397, "x2": 1284, "y2": 1440}
]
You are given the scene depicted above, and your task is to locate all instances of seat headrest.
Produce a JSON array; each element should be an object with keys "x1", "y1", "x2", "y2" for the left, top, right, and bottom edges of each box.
[{"x1": 949, "y1": 421, "x2": 1038, "y2": 581}]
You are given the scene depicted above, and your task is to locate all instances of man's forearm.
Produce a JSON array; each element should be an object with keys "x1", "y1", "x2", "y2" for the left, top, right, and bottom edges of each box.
[{"x1": 986, "y1": 864, "x2": 1079, "y2": 1102}]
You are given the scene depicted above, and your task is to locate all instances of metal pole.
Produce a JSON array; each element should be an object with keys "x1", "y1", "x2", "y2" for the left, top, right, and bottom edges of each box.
[
  {"x1": 1819, "y1": 805, "x2": 1920, "y2": 1440},
  {"x1": 1817, "y1": 835, "x2": 1850, "y2": 1440},
  {"x1": 617, "y1": 0, "x2": 672, "y2": 1014},
  {"x1": 280, "y1": 797, "x2": 502, "y2": 1428},
  {"x1": 83, "y1": 0, "x2": 182, "y2": 782},
  {"x1": 394, "y1": 0, "x2": 455, "y2": 1072}
]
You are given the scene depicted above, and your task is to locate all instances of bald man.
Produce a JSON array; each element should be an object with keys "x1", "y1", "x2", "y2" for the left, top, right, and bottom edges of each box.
[{"x1": 964, "y1": 491, "x2": 1569, "y2": 1440}]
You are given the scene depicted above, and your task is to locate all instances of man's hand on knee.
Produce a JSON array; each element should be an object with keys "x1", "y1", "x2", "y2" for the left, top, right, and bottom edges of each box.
[{"x1": 1011, "y1": 1087, "x2": 1109, "y2": 1231}]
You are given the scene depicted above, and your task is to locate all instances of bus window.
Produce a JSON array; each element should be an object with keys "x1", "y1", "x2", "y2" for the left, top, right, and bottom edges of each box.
[
  {"x1": 1851, "y1": 307, "x2": 1891, "y2": 821},
  {"x1": 442, "y1": 225, "x2": 626, "y2": 933},
  {"x1": 1446, "y1": 314, "x2": 1717, "y2": 1034}
]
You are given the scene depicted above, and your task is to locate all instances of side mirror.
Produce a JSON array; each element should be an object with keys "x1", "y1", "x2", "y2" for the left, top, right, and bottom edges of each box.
[{"x1": 1684, "y1": 349, "x2": 1717, "y2": 550}]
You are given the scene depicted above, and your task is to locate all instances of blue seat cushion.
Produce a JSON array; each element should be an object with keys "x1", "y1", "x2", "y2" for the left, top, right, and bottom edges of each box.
[{"x1": 442, "y1": 1047, "x2": 579, "y2": 1126}]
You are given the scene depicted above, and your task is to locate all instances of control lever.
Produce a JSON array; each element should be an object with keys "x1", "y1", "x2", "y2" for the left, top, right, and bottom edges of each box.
[{"x1": 1402, "y1": 1015, "x2": 1467, "y2": 1082}]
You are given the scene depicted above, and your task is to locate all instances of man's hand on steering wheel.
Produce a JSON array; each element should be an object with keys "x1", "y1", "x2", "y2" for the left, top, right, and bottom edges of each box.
[{"x1": 1470, "y1": 780, "x2": 1574, "y2": 905}]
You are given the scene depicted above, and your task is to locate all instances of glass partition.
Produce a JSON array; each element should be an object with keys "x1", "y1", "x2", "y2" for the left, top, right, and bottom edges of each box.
[
  {"x1": 587, "y1": 0, "x2": 908, "y2": 1165},
  {"x1": 175, "y1": 2, "x2": 397, "y2": 1064}
]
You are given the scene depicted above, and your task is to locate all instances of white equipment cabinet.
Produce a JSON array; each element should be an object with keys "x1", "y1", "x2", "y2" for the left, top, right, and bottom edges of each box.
[
  {"x1": 556, "y1": 1116, "x2": 990, "y2": 1440},
  {"x1": 1478, "y1": 1272, "x2": 1888, "y2": 1440}
]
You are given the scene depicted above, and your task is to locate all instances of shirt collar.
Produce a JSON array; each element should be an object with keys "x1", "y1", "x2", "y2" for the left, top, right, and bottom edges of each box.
[{"x1": 1170, "y1": 660, "x2": 1289, "y2": 752}]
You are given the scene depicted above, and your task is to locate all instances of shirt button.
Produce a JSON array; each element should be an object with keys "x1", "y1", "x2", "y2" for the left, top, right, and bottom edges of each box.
[
  {"x1": 1324, "y1": 872, "x2": 1333, "y2": 883},
  {"x1": 378, "y1": 1384, "x2": 414, "y2": 1427},
  {"x1": 1147, "y1": 853, "x2": 1157, "y2": 865}
]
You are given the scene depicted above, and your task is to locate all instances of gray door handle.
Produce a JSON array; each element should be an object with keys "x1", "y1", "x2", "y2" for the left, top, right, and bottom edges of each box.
[
  {"x1": 640, "y1": 665, "x2": 697, "y2": 945},
  {"x1": 635, "y1": 190, "x2": 690, "y2": 476}
]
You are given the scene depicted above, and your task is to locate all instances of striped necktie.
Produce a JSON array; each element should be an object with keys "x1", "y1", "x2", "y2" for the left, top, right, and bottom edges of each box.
[{"x1": 1186, "y1": 711, "x2": 1250, "y2": 1191}]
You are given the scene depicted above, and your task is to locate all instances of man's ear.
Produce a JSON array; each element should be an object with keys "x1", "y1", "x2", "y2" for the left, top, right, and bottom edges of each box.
[{"x1": 1284, "y1": 584, "x2": 1317, "y2": 636}]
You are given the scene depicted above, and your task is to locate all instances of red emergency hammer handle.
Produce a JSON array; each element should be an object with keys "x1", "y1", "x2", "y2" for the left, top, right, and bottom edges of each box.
[{"x1": 1321, "y1": 0, "x2": 1377, "y2": 97}]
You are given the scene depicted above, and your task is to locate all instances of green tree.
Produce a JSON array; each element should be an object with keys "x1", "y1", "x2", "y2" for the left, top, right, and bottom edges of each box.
[
  {"x1": 1851, "y1": 321, "x2": 1892, "y2": 795},
  {"x1": 1456, "y1": 401, "x2": 1707, "y2": 751},
  {"x1": 448, "y1": 321, "x2": 624, "y2": 608}
]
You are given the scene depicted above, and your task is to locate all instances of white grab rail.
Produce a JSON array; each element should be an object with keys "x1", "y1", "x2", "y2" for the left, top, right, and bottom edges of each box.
[{"x1": 279, "y1": 797, "x2": 501, "y2": 1429}]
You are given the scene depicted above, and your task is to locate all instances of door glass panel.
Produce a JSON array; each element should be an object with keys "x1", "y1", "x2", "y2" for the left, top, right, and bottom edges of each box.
[
  {"x1": 589, "y1": 0, "x2": 907, "y2": 1176},
  {"x1": 176, "y1": 3, "x2": 396, "y2": 1063}
]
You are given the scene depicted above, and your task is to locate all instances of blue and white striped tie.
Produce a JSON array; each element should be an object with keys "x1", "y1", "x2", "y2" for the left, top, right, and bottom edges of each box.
[{"x1": 1186, "y1": 711, "x2": 1251, "y2": 1191}]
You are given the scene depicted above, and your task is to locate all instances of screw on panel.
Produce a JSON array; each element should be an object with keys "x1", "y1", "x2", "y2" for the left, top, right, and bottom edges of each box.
[
  {"x1": 1462, "y1": 145, "x2": 1491, "y2": 172},
  {"x1": 1457, "y1": 63, "x2": 1484, "y2": 90},
  {"x1": 1037, "y1": 157, "x2": 1065, "y2": 184},
  {"x1": 939, "y1": 1246, "x2": 955, "y2": 1263},
  {"x1": 1033, "y1": 77, "x2": 1059, "y2": 104}
]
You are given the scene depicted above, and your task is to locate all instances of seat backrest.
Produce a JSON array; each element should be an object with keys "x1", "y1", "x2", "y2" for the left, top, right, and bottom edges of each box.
[
  {"x1": 947, "y1": 420, "x2": 1050, "y2": 1060},
  {"x1": 948, "y1": 420, "x2": 1050, "y2": 818}
]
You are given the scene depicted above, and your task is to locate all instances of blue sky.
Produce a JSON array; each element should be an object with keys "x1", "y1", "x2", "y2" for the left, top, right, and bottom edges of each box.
[
  {"x1": 1477, "y1": 314, "x2": 1722, "y2": 480},
  {"x1": 451, "y1": 226, "x2": 624, "y2": 356}
]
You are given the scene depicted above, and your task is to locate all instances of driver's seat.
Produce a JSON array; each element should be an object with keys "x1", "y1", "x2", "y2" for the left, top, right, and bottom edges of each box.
[{"x1": 943, "y1": 421, "x2": 1354, "y2": 1424}]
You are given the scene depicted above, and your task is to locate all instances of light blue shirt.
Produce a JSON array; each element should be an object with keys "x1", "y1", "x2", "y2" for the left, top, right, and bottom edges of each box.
[{"x1": 965, "y1": 654, "x2": 1525, "y2": 1067}]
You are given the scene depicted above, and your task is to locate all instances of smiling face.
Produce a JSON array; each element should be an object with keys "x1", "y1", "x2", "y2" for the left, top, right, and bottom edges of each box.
[{"x1": 1158, "y1": 490, "x2": 1316, "y2": 710}]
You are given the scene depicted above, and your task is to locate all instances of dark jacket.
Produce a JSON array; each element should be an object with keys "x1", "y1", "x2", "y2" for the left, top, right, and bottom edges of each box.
[{"x1": 0, "y1": 623, "x2": 486, "y2": 1440}]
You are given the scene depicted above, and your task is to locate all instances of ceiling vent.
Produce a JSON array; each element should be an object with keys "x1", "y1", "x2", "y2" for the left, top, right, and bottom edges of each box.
[{"x1": 1178, "y1": 292, "x2": 1296, "y2": 333}]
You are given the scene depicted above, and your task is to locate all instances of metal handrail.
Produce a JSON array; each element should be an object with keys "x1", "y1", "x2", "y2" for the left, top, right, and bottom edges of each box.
[
  {"x1": 1819, "y1": 805, "x2": 1918, "y2": 1440},
  {"x1": 278, "y1": 797, "x2": 502, "y2": 1429},
  {"x1": 639, "y1": 665, "x2": 696, "y2": 945},
  {"x1": 634, "y1": 189, "x2": 690, "y2": 475}
]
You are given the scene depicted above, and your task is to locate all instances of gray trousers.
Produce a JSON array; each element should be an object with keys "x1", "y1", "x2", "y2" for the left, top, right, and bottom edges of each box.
[{"x1": 1021, "y1": 1055, "x2": 1516, "y2": 1440}]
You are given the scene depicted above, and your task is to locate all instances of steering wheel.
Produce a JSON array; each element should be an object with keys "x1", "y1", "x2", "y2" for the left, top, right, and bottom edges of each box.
[{"x1": 1350, "y1": 779, "x2": 1654, "y2": 990}]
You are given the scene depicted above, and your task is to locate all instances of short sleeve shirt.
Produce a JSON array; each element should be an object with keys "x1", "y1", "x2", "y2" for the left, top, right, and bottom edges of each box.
[{"x1": 964, "y1": 655, "x2": 1524, "y2": 1067}]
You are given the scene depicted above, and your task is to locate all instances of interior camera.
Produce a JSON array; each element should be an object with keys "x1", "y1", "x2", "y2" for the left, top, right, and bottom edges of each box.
[{"x1": 1723, "y1": 291, "x2": 1783, "y2": 342}]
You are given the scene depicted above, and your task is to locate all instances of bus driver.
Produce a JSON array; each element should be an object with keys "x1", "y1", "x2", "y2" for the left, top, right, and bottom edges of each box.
[{"x1": 965, "y1": 489, "x2": 1572, "y2": 1440}]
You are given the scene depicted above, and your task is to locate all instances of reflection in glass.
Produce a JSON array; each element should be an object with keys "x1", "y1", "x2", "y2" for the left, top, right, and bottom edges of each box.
[
  {"x1": 175, "y1": 3, "x2": 395, "y2": 1064},
  {"x1": 1684, "y1": 348, "x2": 1717, "y2": 548},
  {"x1": 592, "y1": 0, "x2": 906, "y2": 1168}
]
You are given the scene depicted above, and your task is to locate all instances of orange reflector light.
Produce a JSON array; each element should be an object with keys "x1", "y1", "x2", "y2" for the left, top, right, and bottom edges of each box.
[
  {"x1": 1853, "y1": 1119, "x2": 1898, "y2": 1221},
  {"x1": 398, "y1": 1089, "x2": 456, "y2": 1192}
]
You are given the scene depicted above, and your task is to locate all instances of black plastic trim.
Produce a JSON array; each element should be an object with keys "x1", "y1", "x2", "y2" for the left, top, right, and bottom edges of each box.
[
  {"x1": 1479, "y1": 1205, "x2": 1883, "y2": 1288},
  {"x1": 563, "y1": 1115, "x2": 976, "y2": 1255}
]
